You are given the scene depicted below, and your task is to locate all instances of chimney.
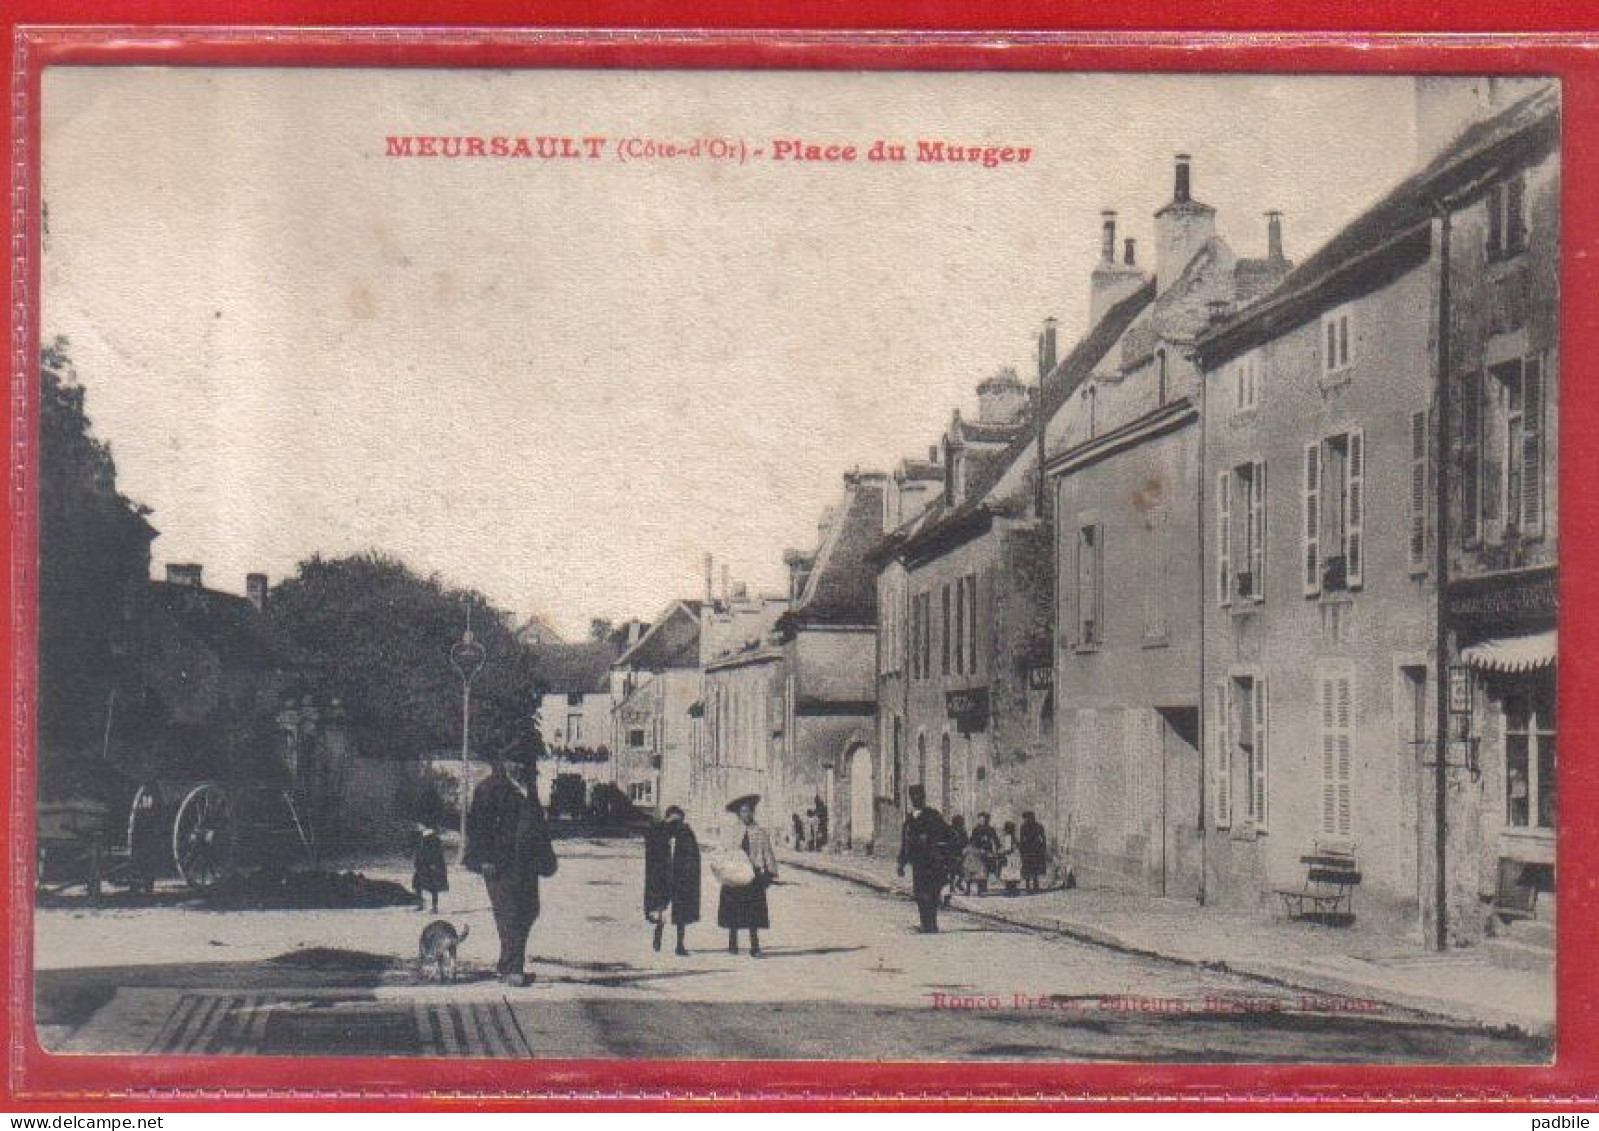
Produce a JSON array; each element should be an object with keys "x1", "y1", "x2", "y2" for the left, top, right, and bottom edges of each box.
[
  {"x1": 166, "y1": 563, "x2": 203, "y2": 589},
  {"x1": 977, "y1": 367, "x2": 1029, "y2": 425},
  {"x1": 1124, "y1": 238, "x2": 1137, "y2": 266},
  {"x1": 1037, "y1": 317, "x2": 1059, "y2": 380},
  {"x1": 1154, "y1": 152, "x2": 1217, "y2": 295},
  {"x1": 720, "y1": 563, "x2": 730, "y2": 605},
  {"x1": 928, "y1": 445, "x2": 938, "y2": 464},
  {"x1": 703, "y1": 553, "x2": 715, "y2": 606},
  {"x1": 1264, "y1": 210, "x2": 1285, "y2": 262},
  {"x1": 1173, "y1": 153, "x2": 1192, "y2": 203},
  {"x1": 1090, "y1": 207, "x2": 1149, "y2": 328},
  {"x1": 246, "y1": 572, "x2": 268, "y2": 611}
]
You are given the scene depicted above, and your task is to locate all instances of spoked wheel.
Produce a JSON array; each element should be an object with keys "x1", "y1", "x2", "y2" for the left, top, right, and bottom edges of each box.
[{"x1": 172, "y1": 783, "x2": 235, "y2": 891}]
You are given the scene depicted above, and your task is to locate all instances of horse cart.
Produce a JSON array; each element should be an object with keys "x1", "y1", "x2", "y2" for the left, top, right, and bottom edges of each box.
[{"x1": 37, "y1": 781, "x2": 316, "y2": 897}]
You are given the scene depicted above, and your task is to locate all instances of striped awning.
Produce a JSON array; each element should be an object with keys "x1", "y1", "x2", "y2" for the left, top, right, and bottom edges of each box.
[{"x1": 1460, "y1": 630, "x2": 1557, "y2": 674}]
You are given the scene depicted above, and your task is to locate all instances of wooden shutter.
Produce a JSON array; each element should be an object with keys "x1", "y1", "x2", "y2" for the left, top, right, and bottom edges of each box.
[
  {"x1": 1507, "y1": 175, "x2": 1527, "y2": 253},
  {"x1": 1409, "y1": 409, "x2": 1430, "y2": 572},
  {"x1": 1252, "y1": 460, "x2": 1267, "y2": 598},
  {"x1": 1345, "y1": 428, "x2": 1365, "y2": 589},
  {"x1": 1254, "y1": 677, "x2": 1269, "y2": 831},
  {"x1": 1460, "y1": 371, "x2": 1483, "y2": 543},
  {"x1": 1302, "y1": 442, "x2": 1321, "y2": 596},
  {"x1": 1482, "y1": 377, "x2": 1503, "y2": 528},
  {"x1": 1523, "y1": 356, "x2": 1545, "y2": 537},
  {"x1": 1217, "y1": 471, "x2": 1232, "y2": 605},
  {"x1": 1212, "y1": 681, "x2": 1231, "y2": 829},
  {"x1": 1319, "y1": 671, "x2": 1354, "y2": 840}
]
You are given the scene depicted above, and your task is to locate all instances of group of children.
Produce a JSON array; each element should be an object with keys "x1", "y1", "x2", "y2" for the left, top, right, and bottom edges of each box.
[{"x1": 947, "y1": 810, "x2": 1051, "y2": 899}]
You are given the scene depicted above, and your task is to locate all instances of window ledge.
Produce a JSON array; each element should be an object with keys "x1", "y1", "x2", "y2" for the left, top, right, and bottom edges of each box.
[{"x1": 1141, "y1": 635, "x2": 1170, "y2": 650}]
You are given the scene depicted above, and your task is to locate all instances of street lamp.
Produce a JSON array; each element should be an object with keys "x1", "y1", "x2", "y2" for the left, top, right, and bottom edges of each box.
[{"x1": 449, "y1": 603, "x2": 488, "y2": 862}]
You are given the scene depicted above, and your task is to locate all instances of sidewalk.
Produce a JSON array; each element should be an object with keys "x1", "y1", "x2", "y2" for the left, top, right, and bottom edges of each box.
[{"x1": 779, "y1": 846, "x2": 1554, "y2": 1038}]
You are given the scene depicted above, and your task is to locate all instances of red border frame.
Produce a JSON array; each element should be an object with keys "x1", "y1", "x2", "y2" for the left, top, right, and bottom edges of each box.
[{"x1": 6, "y1": 14, "x2": 1599, "y2": 1110}]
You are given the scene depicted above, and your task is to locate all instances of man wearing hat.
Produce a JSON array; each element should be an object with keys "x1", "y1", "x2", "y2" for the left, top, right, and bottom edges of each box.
[
  {"x1": 897, "y1": 783, "x2": 953, "y2": 933},
  {"x1": 716, "y1": 793, "x2": 778, "y2": 956},
  {"x1": 464, "y1": 752, "x2": 557, "y2": 986}
]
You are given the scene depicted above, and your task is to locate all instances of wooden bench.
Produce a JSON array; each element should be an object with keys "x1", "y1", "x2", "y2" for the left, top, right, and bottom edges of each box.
[{"x1": 1277, "y1": 851, "x2": 1361, "y2": 926}]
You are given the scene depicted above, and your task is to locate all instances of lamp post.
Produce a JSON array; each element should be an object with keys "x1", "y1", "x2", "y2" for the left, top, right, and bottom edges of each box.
[{"x1": 449, "y1": 603, "x2": 488, "y2": 862}]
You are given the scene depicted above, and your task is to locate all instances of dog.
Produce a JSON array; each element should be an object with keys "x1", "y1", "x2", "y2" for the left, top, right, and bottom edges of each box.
[{"x1": 417, "y1": 920, "x2": 469, "y2": 982}]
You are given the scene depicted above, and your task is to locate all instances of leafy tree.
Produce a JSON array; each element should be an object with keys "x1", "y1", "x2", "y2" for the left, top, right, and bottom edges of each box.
[
  {"x1": 263, "y1": 552, "x2": 546, "y2": 762},
  {"x1": 588, "y1": 617, "x2": 616, "y2": 643},
  {"x1": 37, "y1": 338, "x2": 155, "y2": 796}
]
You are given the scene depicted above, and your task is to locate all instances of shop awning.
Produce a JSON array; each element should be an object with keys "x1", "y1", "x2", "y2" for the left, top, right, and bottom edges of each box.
[{"x1": 1460, "y1": 630, "x2": 1557, "y2": 673}]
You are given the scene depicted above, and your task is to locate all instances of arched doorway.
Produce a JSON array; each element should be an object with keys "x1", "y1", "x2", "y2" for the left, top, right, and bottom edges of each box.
[{"x1": 849, "y1": 744, "x2": 875, "y2": 847}]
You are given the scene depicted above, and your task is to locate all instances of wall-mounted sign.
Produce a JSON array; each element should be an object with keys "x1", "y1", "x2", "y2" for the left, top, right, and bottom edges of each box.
[
  {"x1": 1027, "y1": 666, "x2": 1054, "y2": 691},
  {"x1": 946, "y1": 688, "x2": 989, "y2": 734}
]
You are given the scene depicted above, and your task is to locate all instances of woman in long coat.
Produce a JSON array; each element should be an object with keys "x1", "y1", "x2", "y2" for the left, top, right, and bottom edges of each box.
[
  {"x1": 716, "y1": 794, "x2": 777, "y2": 957},
  {"x1": 643, "y1": 806, "x2": 701, "y2": 956}
]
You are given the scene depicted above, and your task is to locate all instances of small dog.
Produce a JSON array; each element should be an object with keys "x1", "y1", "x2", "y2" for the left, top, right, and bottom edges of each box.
[{"x1": 417, "y1": 920, "x2": 469, "y2": 982}]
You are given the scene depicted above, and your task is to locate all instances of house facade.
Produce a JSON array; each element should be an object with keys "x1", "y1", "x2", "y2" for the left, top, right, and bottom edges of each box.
[
  {"x1": 1192, "y1": 81, "x2": 1558, "y2": 942},
  {"x1": 1048, "y1": 155, "x2": 1291, "y2": 898},
  {"x1": 609, "y1": 599, "x2": 704, "y2": 814}
]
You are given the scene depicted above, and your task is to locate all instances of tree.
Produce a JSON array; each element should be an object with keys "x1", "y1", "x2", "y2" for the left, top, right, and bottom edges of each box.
[
  {"x1": 588, "y1": 617, "x2": 616, "y2": 643},
  {"x1": 37, "y1": 338, "x2": 156, "y2": 796},
  {"x1": 263, "y1": 552, "x2": 546, "y2": 762}
]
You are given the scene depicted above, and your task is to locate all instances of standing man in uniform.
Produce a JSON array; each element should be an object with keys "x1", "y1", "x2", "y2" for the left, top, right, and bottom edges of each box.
[
  {"x1": 464, "y1": 753, "x2": 557, "y2": 986},
  {"x1": 897, "y1": 783, "x2": 951, "y2": 934}
]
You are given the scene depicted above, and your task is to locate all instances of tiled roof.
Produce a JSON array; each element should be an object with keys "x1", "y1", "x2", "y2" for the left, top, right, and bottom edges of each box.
[
  {"x1": 613, "y1": 600, "x2": 703, "y2": 672},
  {"x1": 148, "y1": 581, "x2": 280, "y2": 669},
  {"x1": 531, "y1": 639, "x2": 619, "y2": 695},
  {"x1": 782, "y1": 478, "x2": 885, "y2": 629},
  {"x1": 1198, "y1": 83, "x2": 1559, "y2": 366},
  {"x1": 891, "y1": 277, "x2": 1155, "y2": 566}
]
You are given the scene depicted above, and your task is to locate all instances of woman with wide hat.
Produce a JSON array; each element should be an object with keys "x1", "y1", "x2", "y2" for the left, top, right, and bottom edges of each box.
[{"x1": 715, "y1": 793, "x2": 777, "y2": 957}]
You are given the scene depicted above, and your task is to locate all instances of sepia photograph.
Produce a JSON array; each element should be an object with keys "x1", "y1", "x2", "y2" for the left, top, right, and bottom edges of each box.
[{"x1": 29, "y1": 64, "x2": 1558, "y2": 1065}]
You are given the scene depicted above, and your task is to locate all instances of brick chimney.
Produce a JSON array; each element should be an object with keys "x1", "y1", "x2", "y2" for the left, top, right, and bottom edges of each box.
[
  {"x1": 1154, "y1": 153, "x2": 1217, "y2": 295},
  {"x1": 1037, "y1": 317, "x2": 1058, "y2": 380},
  {"x1": 246, "y1": 572, "x2": 268, "y2": 611},
  {"x1": 1090, "y1": 209, "x2": 1149, "y2": 327},
  {"x1": 166, "y1": 563, "x2": 203, "y2": 589},
  {"x1": 1266, "y1": 210, "x2": 1285, "y2": 263}
]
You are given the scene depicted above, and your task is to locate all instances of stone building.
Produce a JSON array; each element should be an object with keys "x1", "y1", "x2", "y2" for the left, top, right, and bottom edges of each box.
[
  {"x1": 1047, "y1": 156, "x2": 1291, "y2": 898},
  {"x1": 693, "y1": 472, "x2": 883, "y2": 847},
  {"x1": 609, "y1": 599, "x2": 704, "y2": 814},
  {"x1": 1191, "y1": 81, "x2": 1557, "y2": 943}
]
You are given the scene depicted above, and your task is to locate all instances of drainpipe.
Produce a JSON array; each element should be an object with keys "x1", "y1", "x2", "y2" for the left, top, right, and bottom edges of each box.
[
  {"x1": 1196, "y1": 351, "x2": 1209, "y2": 906},
  {"x1": 1432, "y1": 203, "x2": 1453, "y2": 952}
]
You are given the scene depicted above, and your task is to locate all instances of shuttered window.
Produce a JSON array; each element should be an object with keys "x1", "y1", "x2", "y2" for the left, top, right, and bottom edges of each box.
[
  {"x1": 1409, "y1": 409, "x2": 1430, "y2": 573},
  {"x1": 1211, "y1": 681, "x2": 1232, "y2": 829},
  {"x1": 1318, "y1": 669, "x2": 1355, "y2": 840},
  {"x1": 1217, "y1": 471, "x2": 1232, "y2": 606},
  {"x1": 1345, "y1": 428, "x2": 1365, "y2": 589},
  {"x1": 1303, "y1": 442, "x2": 1321, "y2": 596},
  {"x1": 1520, "y1": 355, "x2": 1546, "y2": 538}
]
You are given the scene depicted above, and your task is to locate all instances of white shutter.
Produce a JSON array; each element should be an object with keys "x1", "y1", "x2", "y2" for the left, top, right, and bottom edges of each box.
[
  {"x1": 1211, "y1": 681, "x2": 1231, "y2": 829},
  {"x1": 1335, "y1": 673, "x2": 1353, "y2": 839},
  {"x1": 1409, "y1": 410, "x2": 1429, "y2": 573},
  {"x1": 1252, "y1": 460, "x2": 1267, "y2": 599},
  {"x1": 1217, "y1": 471, "x2": 1232, "y2": 606},
  {"x1": 1319, "y1": 676, "x2": 1336, "y2": 837},
  {"x1": 1345, "y1": 428, "x2": 1365, "y2": 590},
  {"x1": 1303, "y1": 442, "x2": 1321, "y2": 596},
  {"x1": 1254, "y1": 677, "x2": 1269, "y2": 831}
]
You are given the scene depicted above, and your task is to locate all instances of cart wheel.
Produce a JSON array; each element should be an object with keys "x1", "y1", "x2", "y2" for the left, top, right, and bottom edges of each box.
[{"x1": 173, "y1": 784, "x2": 235, "y2": 891}]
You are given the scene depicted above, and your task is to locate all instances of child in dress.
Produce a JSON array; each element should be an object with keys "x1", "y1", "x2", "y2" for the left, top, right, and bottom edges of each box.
[{"x1": 413, "y1": 823, "x2": 448, "y2": 913}]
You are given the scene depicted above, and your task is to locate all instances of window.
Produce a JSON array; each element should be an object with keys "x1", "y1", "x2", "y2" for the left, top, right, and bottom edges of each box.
[
  {"x1": 1156, "y1": 349, "x2": 1169, "y2": 406},
  {"x1": 941, "y1": 584, "x2": 952, "y2": 676},
  {"x1": 566, "y1": 692, "x2": 583, "y2": 707},
  {"x1": 1409, "y1": 409, "x2": 1432, "y2": 573},
  {"x1": 1303, "y1": 430, "x2": 1364, "y2": 595},
  {"x1": 1317, "y1": 668, "x2": 1355, "y2": 840},
  {"x1": 1505, "y1": 675, "x2": 1556, "y2": 830},
  {"x1": 921, "y1": 592, "x2": 932, "y2": 678},
  {"x1": 940, "y1": 734, "x2": 952, "y2": 811},
  {"x1": 629, "y1": 780, "x2": 654, "y2": 804},
  {"x1": 953, "y1": 578, "x2": 965, "y2": 676},
  {"x1": 1219, "y1": 461, "x2": 1267, "y2": 603},
  {"x1": 1085, "y1": 384, "x2": 1098, "y2": 438},
  {"x1": 966, "y1": 574, "x2": 979, "y2": 673},
  {"x1": 1232, "y1": 353, "x2": 1262, "y2": 414},
  {"x1": 1142, "y1": 508, "x2": 1170, "y2": 641},
  {"x1": 892, "y1": 717, "x2": 903, "y2": 803},
  {"x1": 1487, "y1": 175, "x2": 1528, "y2": 261},
  {"x1": 1468, "y1": 357, "x2": 1546, "y2": 542},
  {"x1": 1076, "y1": 523, "x2": 1103, "y2": 647},
  {"x1": 917, "y1": 733, "x2": 927, "y2": 788},
  {"x1": 627, "y1": 727, "x2": 647, "y2": 748},
  {"x1": 1212, "y1": 675, "x2": 1269, "y2": 830},
  {"x1": 565, "y1": 714, "x2": 583, "y2": 745},
  {"x1": 1322, "y1": 307, "x2": 1354, "y2": 377}
]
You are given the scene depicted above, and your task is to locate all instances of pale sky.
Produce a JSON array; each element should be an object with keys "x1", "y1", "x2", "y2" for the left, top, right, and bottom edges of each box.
[{"x1": 42, "y1": 68, "x2": 1424, "y2": 638}]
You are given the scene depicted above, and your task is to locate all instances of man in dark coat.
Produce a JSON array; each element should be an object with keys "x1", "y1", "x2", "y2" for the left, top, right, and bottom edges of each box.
[
  {"x1": 897, "y1": 783, "x2": 952, "y2": 933},
  {"x1": 464, "y1": 755, "x2": 557, "y2": 986},
  {"x1": 643, "y1": 805, "x2": 701, "y2": 956},
  {"x1": 1019, "y1": 810, "x2": 1048, "y2": 892}
]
